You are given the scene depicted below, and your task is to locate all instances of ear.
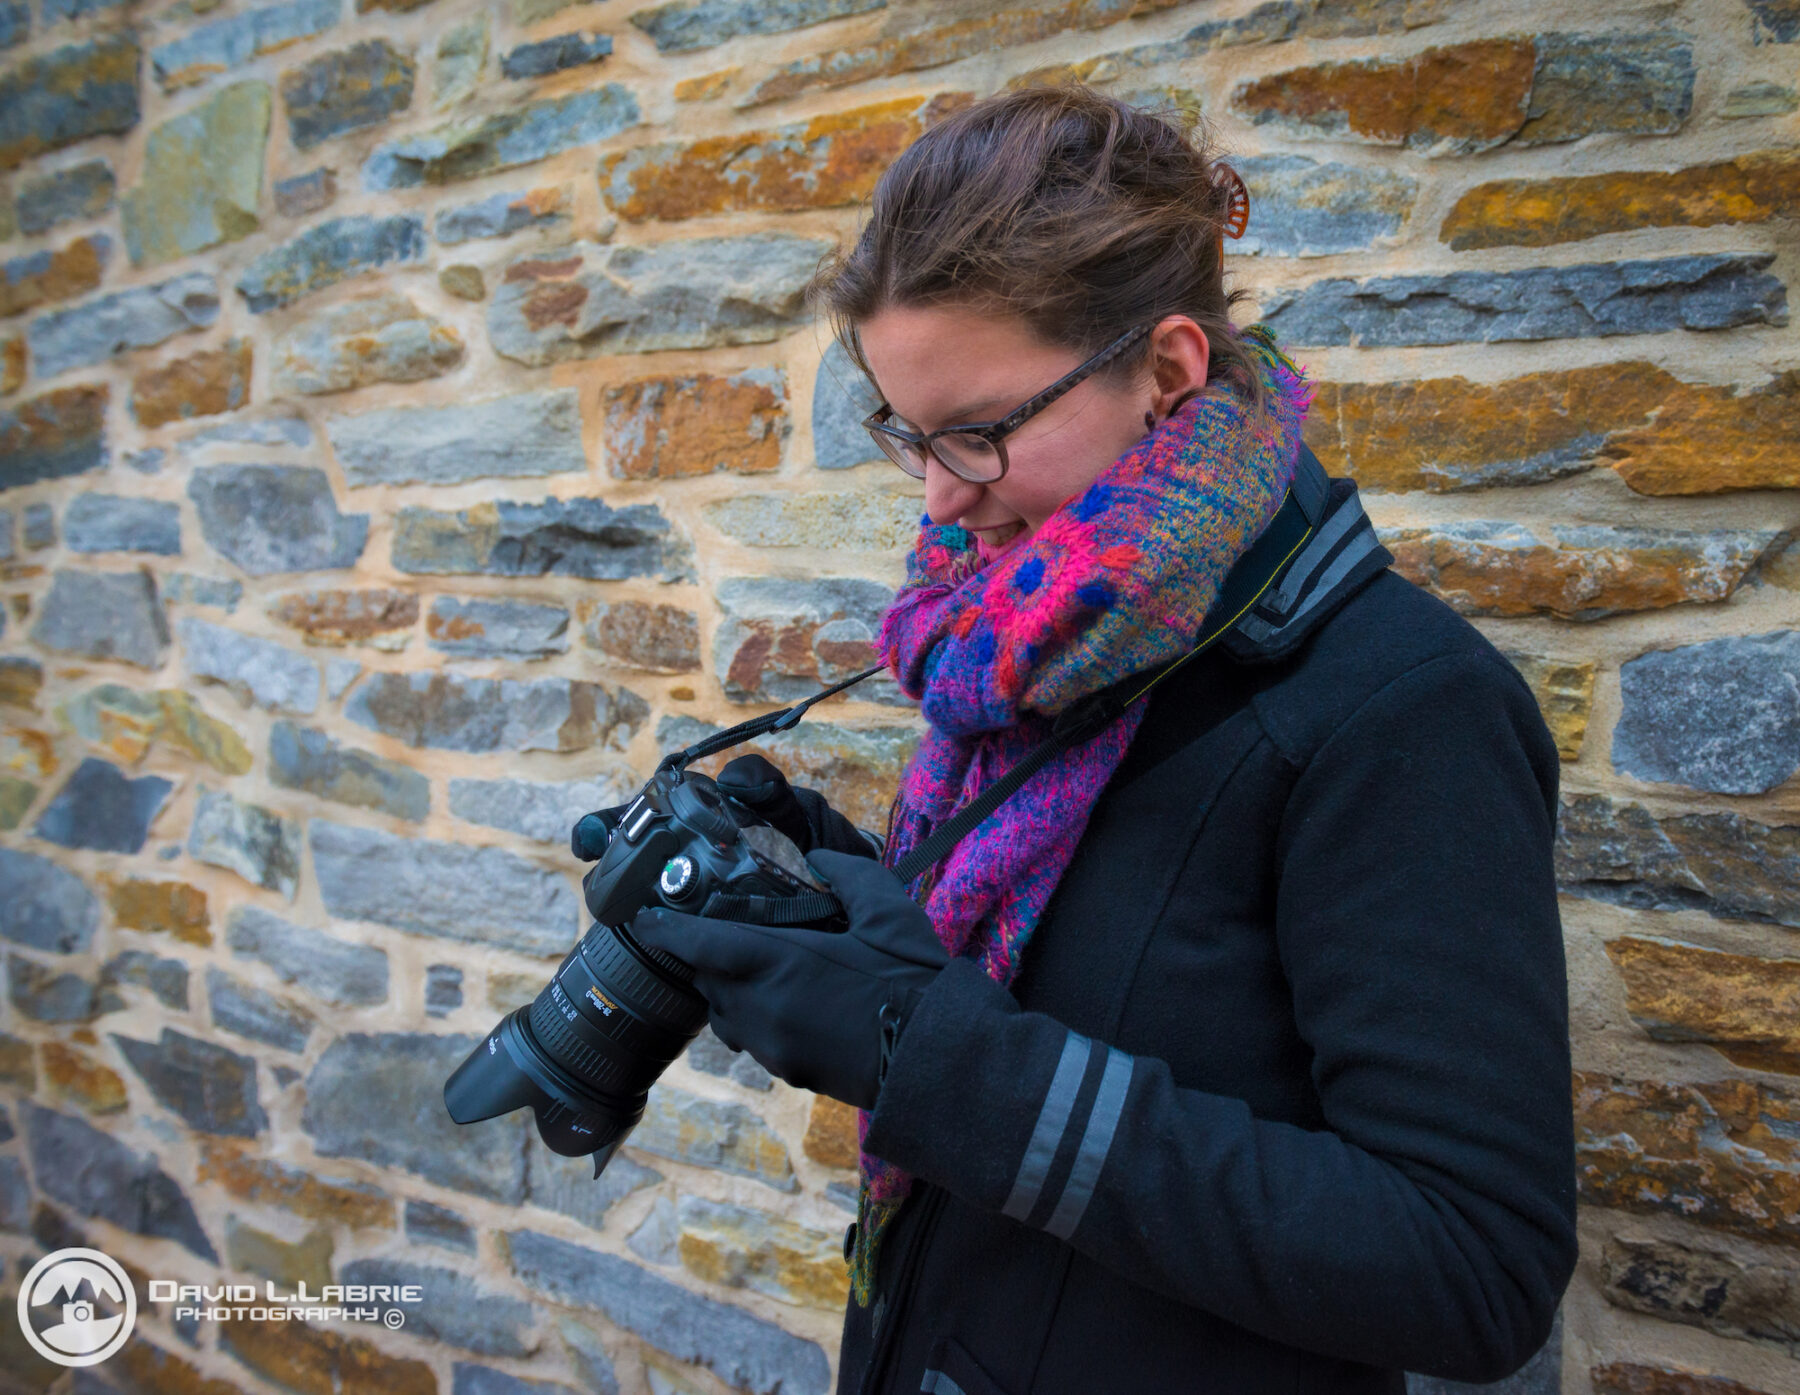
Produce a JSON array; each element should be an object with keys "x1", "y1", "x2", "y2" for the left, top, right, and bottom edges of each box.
[{"x1": 1147, "y1": 316, "x2": 1210, "y2": 417}]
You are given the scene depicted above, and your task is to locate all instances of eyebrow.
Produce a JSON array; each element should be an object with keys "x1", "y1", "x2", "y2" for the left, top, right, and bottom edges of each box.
[{"x1": 895, "y1": 394, "x2": 1010, "y2": 430}]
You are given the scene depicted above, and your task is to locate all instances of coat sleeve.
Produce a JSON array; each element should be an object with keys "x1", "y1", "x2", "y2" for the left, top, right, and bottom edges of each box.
[{"x1": 860, "y1": 649, "x2": 1578, "y2": 1384}]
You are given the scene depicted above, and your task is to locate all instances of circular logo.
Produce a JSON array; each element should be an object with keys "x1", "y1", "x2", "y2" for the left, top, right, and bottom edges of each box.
[{"x1": 17, "y1": 1247, "x2": 137, "y2": 1367}]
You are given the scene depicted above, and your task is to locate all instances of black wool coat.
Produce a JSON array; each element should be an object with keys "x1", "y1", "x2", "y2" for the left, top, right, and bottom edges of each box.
[{"x1": 835, "y1": 457, "x2": 1579, "y2": 1395}]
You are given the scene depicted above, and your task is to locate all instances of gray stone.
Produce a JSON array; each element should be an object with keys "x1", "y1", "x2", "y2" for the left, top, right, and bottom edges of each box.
[
  {"x1": 207, "y1": 966, "x2": 313, "y2": 1052},
  {"x1": 113, "y1": 1027, "x2": 267, "y2": 1137},
  {"x1": 1520, "y1": 33, "x2": 1693, "y2": 144},
  {"x1": 188, "y1": 464, "x2": 369, "y2": 575},
  {"x1": 310, "y1": 819, "x2": 579, "y2": 955},
  {"x1": 0, "y1": 848, "x2": 97, "y2": 953},
  {"x1": 715, "y1": 576, "x2": 901, "y2": 704},
  {"x1": 0, "y1": 0, "x2": 24, "y2": 51},
  {"x1": 1, "y1": 387, "x2": 108, "y2": 490},
  {"x1": 488, "y1": 235, "x2": 831, "y2": 366},
  {"x1": 64, "y1": 494, "x2": 181, "y2": 555},
  {"x1": 455, "y1": 1364, "x2": 586, "y2": 1395},
  {"x1": 425, "y1": 963, "x2": 462, "y2": 1017},
  {"x1": 1235, "y1": 155, "x2": 1416, "y2": 257},
  {"x1": 504, "y1": 1229, "x2": 830, "y2": 1395},
  {"x1": 150, "y1": 0, "x2": 340, "y2": 91},
  {"x1": 326, "y1": 657, "x2": 360, "y2": 698},
  {"x1": 303, "y1": 1031, "x2": 528, "y2": 1202},
  {"x1": 340, "y1": 1258, "x2": 537, "y2": 1356},
  {"x1": 0, "y1": 36, "x2": 141, "y2": 173},
  {"x1": 685, "y1": 1023, "x2": 774, "y2": 1091},
  {"x1": 16, "y1": 159, "x2": 115, "y2": 235},
  {"x1": 1600, "y1": 1234, "x2": 1800, "y2": 1347},
  {"x1": 124, "y1": 448, "x2": 166, "y2": 474},
  {"x1": 327, "y1": 389, "x2": 586, "y2": 486},
  {"x1": 272, "y1": 291, "x2": 463, "y2": 396},
  {"x1": 407, "y1": 1199, "x2": 476, "y2": 1254},
  {"x1": 42, "y1": 0, "x2": 133, "y2": 19},
  {"x1": 824, "y1": 1180, "x2": 858, "y2": 1213},
  {"x1": 0, "y1": 1155, "x2": 28, "y2": 1233},
  {"x1": 812, "y1": 338, "x2": 883, "y2": 470},
  {"x1": 630, "y1": 1084, "x2": 796, "y2": 1191},
  {"x1": 392, "y1": 497, "x2": 691, "y2": 582},
  {"x1": 1612, "y1": 630, "x2": 1800, "y2": 795},
  {"x1": 23, "y1": 500, "x2": 55, "y2": 547},
  {"x1": 631, "y1": 0, "x2": 883, "y2": 54},
  {"x1": 33, "y1": 757, "x2": 173, "y2": 854},
  {"x1": 1262, "y1": 254, "x2": 1788, "y2": 347},
  {"x1": 273, "y1": 168, "x2": 336, "y2": 216},
  {"x1": 237, "y1": 214, "x2": 426, "y2": 313},
  {"x1": 347, "y1": 672, "x2": 646, "y2": 754},
  {"x1": 27, "y1": 273, "x2": 218, "y2": 378},
  {"x1": 434, "y1": 17, "x2": 487, "y2": 106},
  {"x1": 705, "y1": 491, "x2": 922, "y2": 551},
  {"x1": 9, "y1": 952, "x2": 102, "y2": 1022},
  {"x1": 187, "y1": 787, "x2": 303, "y2": 899},
  {"x1": 122, "y1": 81, "x2": 271, "y2": 267},
  {"x1": 556, "y1": 1318, "x2": 621, "y2": 1395},
  {"x1": 501, "y1": 33, "x2": 612, "y2": 79},
  {"x1": 628, "y1": 1196, "x2": 681, "y2": 1266},
  {"x1": 22, "y1": 1101, "x2": 216, "y2": 1260},
  {"x1": 449, "y1": 772, "x2": 636, "y2": 844},
  {"x1": 1722, "y1": 79, "x2": 1799, "y2": 116},
  {"x1": 178, "y1": 412, "x2": 312, "y2": 455},
  {"x1": 226, "y1": 905, "x2": 389, "y2": 1006},
  {"x1": 0, "y1": 509, "x2": 11, "y2": 560},
  {"x1": 428, "y1": 597, "x2": 570, "y2": 661},
  {"x1": 165, "y1": 573, "x2": 243, "y2": 610},
  {"x1": 524, "y1": 1141, "x2": 661, "y2": 1232},
  {"x1": 363, "y1": 87, "x2": 639, "y2": 189},
  {"x1": 179, "y1": 617, "x2": 320, "y2": 714},
  {"x1": 269, "y1": 720, "x2": 429, "y2": 820},
  {"x1": 30, "y1": 569, "x2": 169, "y2": 668},
  {"x1": 436, "y1": 188, "x2": 571, "y2": 245},
  {"x1": 99, "y1": 949, "x2": 189, "y2": 1010},
  {"x1": 1747, "y1": 0, "x2": 1800, "y2": 42},
  {"x1": 282, "y1": 38, "x2": 414, "y2": 151}
]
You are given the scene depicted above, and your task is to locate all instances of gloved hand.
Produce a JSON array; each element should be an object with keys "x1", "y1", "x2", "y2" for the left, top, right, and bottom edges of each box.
[{"x1": 627, "y1": 849, "x2": 947, "y2": 1110}]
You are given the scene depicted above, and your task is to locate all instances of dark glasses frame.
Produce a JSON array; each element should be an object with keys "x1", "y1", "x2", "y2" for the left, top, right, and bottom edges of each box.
[{"x1": 861, "y1": 320, "x2": 1159, "y2": 483}]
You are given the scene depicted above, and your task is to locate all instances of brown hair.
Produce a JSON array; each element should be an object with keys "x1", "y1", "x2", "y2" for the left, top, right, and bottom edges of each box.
[{"x1": 805, "y1": 82, "x2": 1268, "y2": 426}]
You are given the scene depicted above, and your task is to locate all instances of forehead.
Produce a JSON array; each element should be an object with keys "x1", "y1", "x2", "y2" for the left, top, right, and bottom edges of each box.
[{"x1": 858, "y1": 304, "x2": 1080, "y2": 425}]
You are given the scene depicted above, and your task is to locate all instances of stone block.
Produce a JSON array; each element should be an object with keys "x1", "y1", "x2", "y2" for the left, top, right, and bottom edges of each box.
[
  {"x1": 114, "y1": 1027, "x2": 267, "y2": 1136},
  {"x1": 15, "y1": 160, "x2": 114, "y2": 235},
  {"x1": 448, "y1": 772, "x2": 635, "y2": 844},
  {"x1": 632, "y1": 0, "x2": 882, "y2": 54},
  {"x1": 1381, "y1": 522, "x2": 1777, "y2": 620},
  {"x1": 1262, "y1": 254, "x2": 1786, "y2": 348},
  {"x1": 705, "y1": 491, "x2": 921, "y2": 551},
  {"x1": 0, "y1": 847, "x2": 98, "y2": 952},
  {"x1": 522, "y1": 1144, "x2": 662, "y2": 1234},
  {"x1": 811, "y1": 338, "x2": 884, "y2": 470},
  {"x1": 1235, "y1": 154, "x2": 1415, "y2": 256},
  {"x1": 440, "y1": 264, "x2": 485, "y2": 300},
  {"x1": 1604, "y1": 369, "x2": 1800, "y2": 496},
  {"x1": 0, "y1": 36, "x2": 141, "y2": 172},
  {"x1": 269, "y1": 588, "x2": 418, "y2": 648},
  {"x1": 28, "y1": 272, "x2": 218, "y2": 378},
  {"x1": 23, "y1": 1101, "x2": 216, "y2": 1259},
  {"x1": 122, "y1": 82, "x2": 270, "y2": 267},
  {"x1": 407, "y1": 1199, "x2": 475, "y2": 1253},
  {"x1": 427, "y1": 597, "x2": 570, "y2": 660},
  {"x1": 676, "y1": 1195, "x2": 848, "y2": 1309},
  {"x1": 100, "y1": 948, "x2": 189, "y2": 1010},
  {"x1": 60, "y1": 684, "x2": 252, "y2": 775},
  {"x1": 1497, "y1": 651, "x2": 1594, "y2": 760},
  {"x1": 208, "y1": 966, "x2": 314, "y2": 1053},
  {"x1": 64, "y1": 494, "x2": 182, "y2": 555},
  {"x1": 363, "y1": 87, "x2": 639, "y2": 189},
  {"x1": 488, "y1": 235, "x2": 829, "y2": 366},
  {"x1": 178, "y1": 411, "x2": 312, "y2": 455},
  {"x1": 0, "y1": 0, "x2": 23, "y2": 50},
  {"x1": 228, "y1": 1214, "x2": 333, "y2": 1291},
  {"x1": 24, "y1": 499, "x2": 56, "y2": 545},
  {"x1": 1605, "y1": 935, "x2": 1800, "y2": 1075},
  {"x1": 685, "y1": 1023, "x2": 775, "y2": 1090},
  {"x1": 151, "y1": 0, "x2": 340, "y2": 91},
  {"x1": 30, "y1": 569, "x2": 169, "y2": 668},
  {"x1": 663, "y1": 716, "x2": 916, "y2": 832},
  {"x1": 630, "y1": 1083, "x2": 796, "y2": 1190},
  {"x1": 629, "y1": 1196, "x2": 681, "y2": 1266},
  {"x1": 197, "y1": 1136, "x2": 394, "y2": 1227},
  {"x1": 1722, "y1": 79, "x2": 1797, "y2": 116},
  {"x1": 1, "y1": 332, "x2": 21, "y2": 392},
  {"x1": 434, "y1": 18, "x2": 487, "y2": 105},
  {"x1": 107, "y1": 877, "x2": 211, "y2": 945},
  {"x1": 502, "y1": 32, "x2": 611, "y2": 79},
  {"x1": 220, "y1": 1318, "x2": 434, "y2": 1395},
  {"x1": 327, "y1": 389, "x2": 585, "y2": 486},
  {"x1": 226, "y1": 905, "x2": 388, "y2": 1006},
  {"x1": 803, "y1": 1094, "x2": 859, "y2": 1167},
  {"x1": 346, "y1": 671, "x2": 645, "y2": 753},
  {"x1": 9, "y1": 952, "x2": 102, "y2": 1022},
  {"x1": 504, "y1": 1229, "x2": 830, "y2": 1395},
  {"x1": 714, "y1": 576, "x2": 901, "y2": 703},
  {"x1": 1613, "y1": 631, "x2": 1800, "y2": 795},
  {"x1": 339, "y1": 1259, "x2": 537, "y2": 1355},
  {"x1": 236, "y1": 215, "x2": 425, "y2": 313},
  {"x1": 435, "y1": 186, "x2": 570, "y2": 245},
  {"x1": 41, "y1": 1039, "x2": 128, "y2": 1114},
  {"x1": 1520, "y1": 32, "x2": 1695, "y2": 144},
  {"x1": 303, "y1": 1031, "x2": 529, "y2": 1202},
  {"x1": 0, "y1": 776, "x2": 38, "y2": 829},
  {"x1": 189, "y1": 464, "x2": 368, "y2": 575},
  {"x1": 1, "y1": 234, "x2": 108, "y2": 318},
  {"x1": 454, "y1": 1365, "x2": 583, "y2": 1395},
  {"x1": 1574, "y1": 1069, "x2": 1800, "y2": 1248},
  {"x1": 391, "y1": 497, "x2": 691, "y2": 581},
  {"x1": 179, "y1": 617, "x2": 320, "y2": 713},
  {"x1": 1600, "y1": 1235, "x2": 1800, "y2": 1347},
  {"x1": 187, "y1": 786, "x2": 303, "y2": 899},
  {"x1": 603, "y1": 368, "x2": 785, "y2": 478},
  {"x1": 273, "y1": 168, "x2": 336, "y2": 216},
  {"x1": 582, "y1": 601, "x2": 700, "y2": 673},
  {"x1": 269, "y1": 720, "x2": 429, "y2": 820},
  {"x1": 130, "y1": 339, "x2": 252, "y2": 427},
  {"x1": 33, "y1": 756, "x2": 172, "y2": 853},
  {"x1": 310, "y1": 819, "x2": 579, "y2": 954},
  {"x1": 282, "y1": 38, "x2": 414, "y2": 150},
  {"x1": 1746, "y1": 0, "x2": 1800, "y2": 42},
  {"x1": 425, "y1": 963, "x2": 461, "y2": 1017},
  {"x1": 599, "y1": 95, "x2": 932, "y2": 221}
]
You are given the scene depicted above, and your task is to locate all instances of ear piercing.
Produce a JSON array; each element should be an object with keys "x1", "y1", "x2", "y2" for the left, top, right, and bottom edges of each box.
[{"x1": 1144, "y1": 410, "x2": 1156, "y2": 431}]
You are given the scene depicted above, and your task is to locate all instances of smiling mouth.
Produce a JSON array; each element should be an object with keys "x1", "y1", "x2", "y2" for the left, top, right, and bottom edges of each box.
[{"x1": 971, "y1": 520, "x2": 1027, "y2": 560}]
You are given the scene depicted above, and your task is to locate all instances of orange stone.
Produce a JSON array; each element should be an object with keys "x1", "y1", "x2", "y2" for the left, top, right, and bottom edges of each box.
[
  {"x1": 1606, "y1": 936, "x2": 1800, "y2": 1075},
  {"x1": 113, "y1": 1338, "x2": 250, "y2": 1395},
  {"x1": 220, "y1": 1319, "x2": 433, "y2": 1395},
  {"x1": 0, "y1": 1032, "x2": 37, "y2": 1089},
  {"x1": 1496, "y1": 651, "x2": 1594, "y2": 760},
  {"x1": 675, "y1": 68, "x2": 738, "y2": 103},
  {"x1": 803, "y1": 1093, "x2": 861, "y2": 1169},
  {"x1": 106, "y1": 877, "x2": 212, "y2": 945},
  {"x1": 196, "y1": 1137, "x2": 396, "y2": 1229},
  {"x1": 2, "y1": 334, "x2": 22, "y2": 393},
  {"x1": 0, "y1": 658, "x2": 45, "y2": 710},
  {"x1": 268, "y1": 588, "x2": 420, "y2": 647},
  {"x1": 131, "y1": 338, "x2": 252, "y2": 428},
  {"x1": 1441, "y1": 150, "x2": 1800, "y2": 250},
  {"x1": 0, "y1": 235, "x2": 108, "y2": 318},
  {"x1": 603, "y1": 369, "x2": 786, "y2": 478},
  {"x1": 1, "y1": 382, "x2": 108, "y2": 474},
  {"x1": 1603, "y1": 370, "x2": 1800, "y2": 496},
  {"x1": 42, "y1": 1040, "x2": 128, "y2": 1113},
  {"x1": 1592, "y1": 1362, "x2": 1782, "y2": 1395}
]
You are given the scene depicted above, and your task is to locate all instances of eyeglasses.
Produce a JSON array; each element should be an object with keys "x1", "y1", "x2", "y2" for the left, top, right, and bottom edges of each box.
[{"x1": 861, "y1": 320, "x2": 1157, "y2": 484}]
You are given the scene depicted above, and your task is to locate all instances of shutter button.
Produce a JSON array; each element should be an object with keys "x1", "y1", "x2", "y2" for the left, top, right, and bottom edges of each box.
[{"x1": 842, "y1": 1220, "x2": 857, "y2": 1263}]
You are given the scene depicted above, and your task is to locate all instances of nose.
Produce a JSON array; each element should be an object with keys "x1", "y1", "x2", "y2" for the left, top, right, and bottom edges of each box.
[{"x1": 922, "y1": 453, "x2": 984, "y2": 527}]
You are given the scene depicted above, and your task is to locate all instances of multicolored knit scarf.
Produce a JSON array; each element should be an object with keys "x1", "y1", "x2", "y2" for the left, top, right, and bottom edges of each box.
[{"x1": 847, "y1": 324, "x2": 1313, "y2": 1306}]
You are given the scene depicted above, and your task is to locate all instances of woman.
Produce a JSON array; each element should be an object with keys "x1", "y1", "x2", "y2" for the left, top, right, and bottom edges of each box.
[{"x1": 628, "y1": 84, "x2": 1577, "y2": 1395}]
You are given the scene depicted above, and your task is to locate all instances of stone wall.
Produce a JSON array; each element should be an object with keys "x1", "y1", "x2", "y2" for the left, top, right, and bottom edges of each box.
[{"x1": 0, "y1": 0, "x2": 1796, "y2": 1392}]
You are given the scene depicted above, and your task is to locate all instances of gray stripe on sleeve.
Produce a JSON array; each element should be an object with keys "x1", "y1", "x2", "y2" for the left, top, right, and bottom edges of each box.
[
  {"x1": 919, "y1": 1370, "x2": 967, "y2": 1395},
  {"x1": 1043, "y1": 1045, "x2": 1134, "y2": 1241},
  {"x1": 1000, "y1": 1031, "x2": 1092, "y2": 1223}
]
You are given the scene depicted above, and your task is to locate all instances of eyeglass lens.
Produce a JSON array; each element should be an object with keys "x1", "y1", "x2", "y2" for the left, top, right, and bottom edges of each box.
[{"x1": 875, "y1": 426, "x2": 1003, "y2": 483}]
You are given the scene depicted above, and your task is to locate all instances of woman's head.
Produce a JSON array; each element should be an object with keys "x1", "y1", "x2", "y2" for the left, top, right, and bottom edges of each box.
[{"x1": 806, "y1": 83, "x2": 1263, "y2": 556}]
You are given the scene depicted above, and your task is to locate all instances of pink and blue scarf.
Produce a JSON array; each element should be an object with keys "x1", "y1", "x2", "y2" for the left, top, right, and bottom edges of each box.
[{"x1": 849, "y1": 324, "x2": 1314, "y2": 1305}]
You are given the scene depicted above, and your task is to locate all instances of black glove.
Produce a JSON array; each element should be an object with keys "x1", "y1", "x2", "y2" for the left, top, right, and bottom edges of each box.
[{"x1": 627, "y1": 849, "x2": 947, "y2": 1110}]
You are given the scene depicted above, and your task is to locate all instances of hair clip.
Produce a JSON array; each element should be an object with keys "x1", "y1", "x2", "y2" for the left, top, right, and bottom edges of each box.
[{"x1": 1214, "y1": 165, "x2": 1249, "y2": 240}]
